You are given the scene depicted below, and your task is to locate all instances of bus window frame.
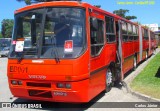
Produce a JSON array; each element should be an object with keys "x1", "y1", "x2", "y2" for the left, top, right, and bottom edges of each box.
[
  {"x1": 127, "y1": 23, "x2": 134, "y2": 41},
  {"x1": 105, "y1": 15, "x2": 116, "y2": 43},
  {"x1": 144, "y1": 28, "x2": 149, "y2": 40},
  {"x1": 122, "y1": 21, "x2": 128, "y2": 42},
  {"x1": 133, "y1": 25, "x2": 139, "y2": 41},
  {"x1": 90, "y1": 17, "x2": 105, "y2": 57}
]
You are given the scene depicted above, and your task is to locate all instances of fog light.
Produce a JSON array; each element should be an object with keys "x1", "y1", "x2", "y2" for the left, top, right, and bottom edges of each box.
[
  {"x1": 11, "y1": 80, "x2": 17, "y2": 85},
  {"x1": 18, "y1": 81, "x2": 23, "y2": 85},
  {"x1": 57, "y1": 83, "x2": 64, "y2": 88},
  {"x1": 65, "y1": 84, "x2": 71, "y2": 89}
]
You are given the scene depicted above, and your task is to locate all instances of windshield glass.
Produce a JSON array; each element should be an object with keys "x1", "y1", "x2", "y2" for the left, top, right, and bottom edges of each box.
[
  {"x1": 9, "y1": 8, "x2": 44, "y2": 58},
  {"x1": 9, "y1": 7, "x2": 86, "y2": 59}
]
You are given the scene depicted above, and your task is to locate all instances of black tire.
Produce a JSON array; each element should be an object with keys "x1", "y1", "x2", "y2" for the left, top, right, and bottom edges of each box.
[
  {"x1": 153, "y1": 48, "x2": 156, "y2": 55},
  {"x1": 133, "y1": 57, "x2": 137, "y2": 71},
  {"x1": 145, "y1": 51, "x2": 148, "y2": 59},
  {"x1": 105, "y1": 66, "x2": 114, "y2": 92}
]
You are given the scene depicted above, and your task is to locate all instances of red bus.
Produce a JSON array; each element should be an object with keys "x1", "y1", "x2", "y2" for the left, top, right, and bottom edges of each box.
[
  {"x1": 155, "y1": 31, "x2": 160, "y2": 47},
  {"x1": 7, "y1": 0, "x2": 155, "y2": 102}
]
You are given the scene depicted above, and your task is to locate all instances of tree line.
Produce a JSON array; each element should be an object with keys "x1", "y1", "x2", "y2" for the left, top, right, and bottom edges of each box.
[
  {"x1": 0, "y1": 0, "x2": 137, "y2": 38},
  {"x1": 0, "y1": 19, "x2": 14, "y2": 38}
]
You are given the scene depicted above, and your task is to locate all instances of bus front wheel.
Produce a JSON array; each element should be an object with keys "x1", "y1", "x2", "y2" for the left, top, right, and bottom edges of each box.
[{"x1": 106, "y1": 66, "x2": 113, "y2": 92}]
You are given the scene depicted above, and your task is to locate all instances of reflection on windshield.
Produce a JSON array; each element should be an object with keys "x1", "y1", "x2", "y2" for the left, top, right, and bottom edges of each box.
[
  {"x1": 41, "y1": 8, "x2": 86, "y2": 59},
  {"x1": 24, "y1": 38, "x2": 31, "y2": 47},
  {"x1": 9, "y1": 7, "x2": 86, "y2": 59},
  {"x1": 9, "y1": 8, "x2": 44, "y2": 58}
]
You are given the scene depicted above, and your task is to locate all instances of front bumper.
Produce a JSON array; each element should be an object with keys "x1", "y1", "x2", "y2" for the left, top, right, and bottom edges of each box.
[{"x1": 9, "y1": 79, "x2": 89, "y2": 103}]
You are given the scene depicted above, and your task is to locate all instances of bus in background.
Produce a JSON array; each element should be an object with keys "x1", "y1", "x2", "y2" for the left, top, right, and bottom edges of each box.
[
  {"x1": 150, "y1": 30, "x2": 157, "y2": 53},
  {"x1": 0, "y1": 38, "x2": 11, "y2": 49},
  {"x1": 0, "y1": 38, "x2": 11, "y2": 57},
  {"x1": 7, "y1": 0, "x2": 155, "y2": 102},
  {"x1": 155, "y1": 31, "x2": 160, "y2": 47},
  {"x1": 142, "y1": 26, "x2": 150, "y2": 59}
]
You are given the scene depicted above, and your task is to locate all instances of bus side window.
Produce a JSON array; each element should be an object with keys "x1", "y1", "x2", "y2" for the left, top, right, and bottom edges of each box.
[
  {"x1": 105, "y1": 16, "x2": 116, "y2": 43},
  {"x1": 122, "y1": 22, "x2": 128, "y2": 42},
  {"x1": 133, "y1": 25, "x2": 138, "y2": 40},
  {"x1": 90, "y1": 18, "x2": 104, "y2": 56},
  {"x1": 144, "y1": 29, "x2": 149, "y2": 40},
  {"x1": 128, "y1": 23, "x2": 134, "y2": 41}
]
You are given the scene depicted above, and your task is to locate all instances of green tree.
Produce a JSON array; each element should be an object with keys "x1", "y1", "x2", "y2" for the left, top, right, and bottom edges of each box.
[
  {"x1": 134, "y1": 21, "x2": 141, "y2": 25},
  {"x1": 113, "y1": 9, "x2": 137, "y2": 20},
  {"x1": 125, "y1": 16, "x2": 137, "y2": 20},
  {"x1": 17, "y1": 0, "x2": 83, "y2": 5},
  {"x1": 25, "y1": 0, "x2": 31, "y2": 4},
  {"x1": 16, "y1": 0, "x2": 54, "y2": 5},
  {"x1": 1, "y1": 19, "x2": 14, "y2": 38},
  {"x1": 0, "y1": 32, "x2": 2, "y2": 38},
  {"x1": 17, "y1": 0, "x2": 32, "y2": 5},
  {"x1": 94, "y1": 5, "x2": 101, "y2": 8}
]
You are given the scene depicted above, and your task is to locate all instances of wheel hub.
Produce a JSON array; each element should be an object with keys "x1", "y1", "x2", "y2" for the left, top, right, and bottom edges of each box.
[{"x1": 107, "y1": 69, "x2": 112, "y2": 85}]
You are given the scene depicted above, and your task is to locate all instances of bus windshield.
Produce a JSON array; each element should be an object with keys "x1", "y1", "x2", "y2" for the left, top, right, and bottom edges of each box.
[{"x1": 9, "y1": 7, "x2": 86, "y2": 59}]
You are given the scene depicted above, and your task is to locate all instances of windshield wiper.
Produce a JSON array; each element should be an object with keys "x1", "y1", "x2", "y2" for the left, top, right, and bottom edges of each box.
[
  {"x1": 51, "y1": 36, "x2": 60, "y2": 63},
  {"x1": 53, "y1": 48, "x2": 60, "y2": 63},
  {"x1": 16, "y1": 50, "x2": 26, "y2": 63},
  {"x1": 17, "y1": 53, "x2": 24, "y2": 63},
  {"x1": 17, "y1": 47, "x2": 37, "y2": 63}
]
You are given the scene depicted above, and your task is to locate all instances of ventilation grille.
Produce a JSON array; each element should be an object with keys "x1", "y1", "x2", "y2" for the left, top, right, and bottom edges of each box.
[{"x1": 27, "y1": 82, "x2": 51, "y2": 88}]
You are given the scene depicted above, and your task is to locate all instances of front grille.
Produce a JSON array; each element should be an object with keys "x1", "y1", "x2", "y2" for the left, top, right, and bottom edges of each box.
[
  {"x1": 27, "y1": 82, "x2": 51, "y2": 88},
  {"x1": 28, "y1": 90, "x2": 52, "y2": 98}
]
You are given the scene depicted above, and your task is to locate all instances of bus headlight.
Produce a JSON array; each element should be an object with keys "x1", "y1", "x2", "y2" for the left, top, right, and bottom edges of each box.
[
  {"x1": 11, "y1": 80, "x2": 23, "y2": 85},
  {"x1": 18, "y1": 81, "x2": 23, "y2": 85},
  {"x1": 57, "y1": 83, "x2": 65, "y2": 88},
  {"x1": 56, "y1": 83, "x2": 71, "y2": 89},
  {"x1": 11, "y1": 80, "x2": 17, "y2": 85}
]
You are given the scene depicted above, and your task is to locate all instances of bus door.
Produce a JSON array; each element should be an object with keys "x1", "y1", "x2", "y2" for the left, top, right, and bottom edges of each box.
[
  {"x1": 115, "y1": 20, "x2": 123, "y2": 81},
  {"x1": 89, "y1": 11, "x2": 106, "y2": 93}
]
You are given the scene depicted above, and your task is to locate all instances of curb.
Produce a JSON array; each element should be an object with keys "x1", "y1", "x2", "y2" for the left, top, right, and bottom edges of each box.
[
  {"x1": 123, "y1": 48, "x2": 160, "y2": 102},
  {"x1": 128, "y1": 86, "x2": 160, "y2": 102}
]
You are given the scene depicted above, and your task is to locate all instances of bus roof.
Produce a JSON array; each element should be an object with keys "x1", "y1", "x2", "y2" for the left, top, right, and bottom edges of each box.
[{"x1": 15, "y1": 1, "x2": 139, "y2": 26}]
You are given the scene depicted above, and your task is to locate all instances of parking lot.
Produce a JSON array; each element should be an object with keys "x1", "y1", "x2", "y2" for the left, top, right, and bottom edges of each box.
[{"x1": 0, "y1": 57, "x2": 159, "y2": 111}]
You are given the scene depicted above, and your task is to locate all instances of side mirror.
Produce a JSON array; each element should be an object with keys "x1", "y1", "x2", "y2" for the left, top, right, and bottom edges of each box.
[{"x1": 91, "y1": 18, "x2": 98, "y2": 31}]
